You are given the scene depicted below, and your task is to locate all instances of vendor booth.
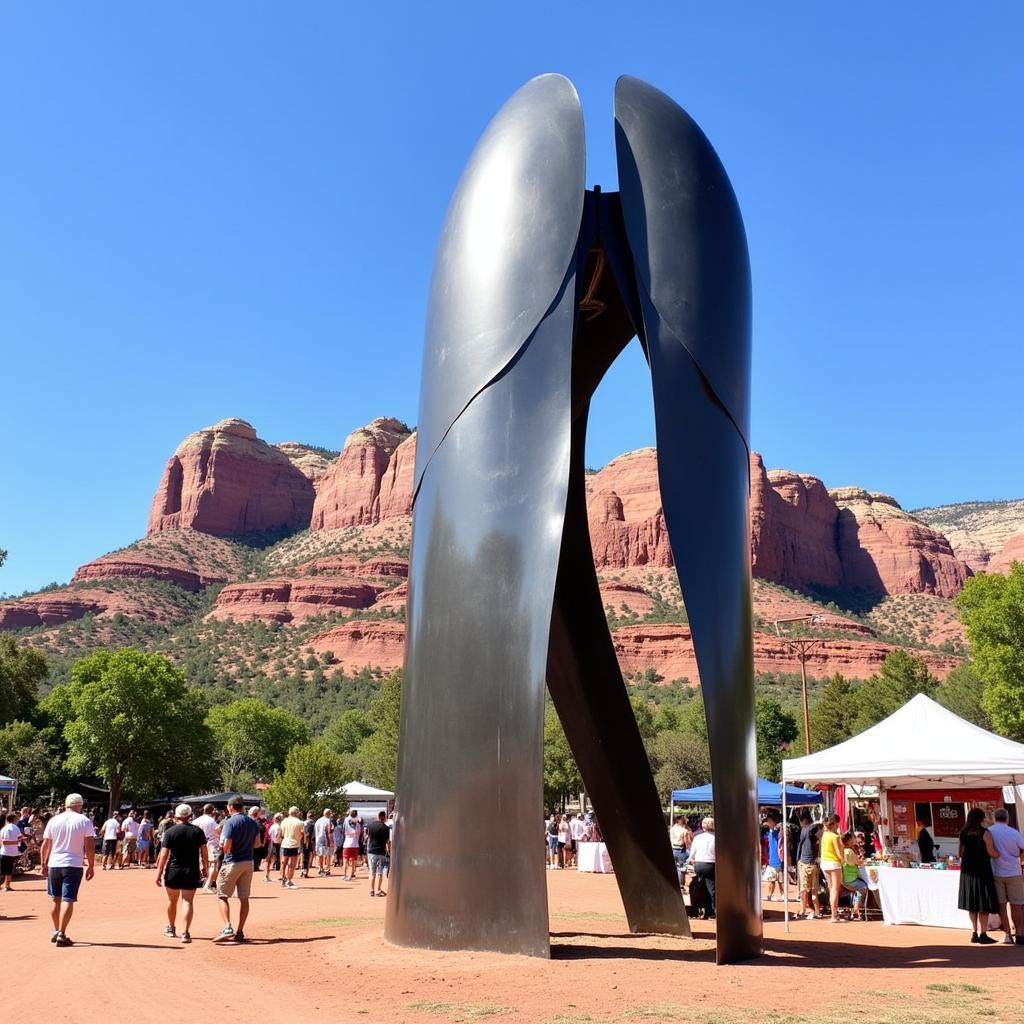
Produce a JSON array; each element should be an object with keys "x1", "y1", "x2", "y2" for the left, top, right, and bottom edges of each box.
[
  {"x1": 671, "y1": 777, "x2": 823, "y2": 810},
  {"x1": 0, "y1": 774, "x2": 16, "y2": 813},
  {"x1": 342, "y1": 780, "x2": 395, "y2": 821},
  {"x1": 782, "y1": 694, "x2": 1024, "y2": 930}
]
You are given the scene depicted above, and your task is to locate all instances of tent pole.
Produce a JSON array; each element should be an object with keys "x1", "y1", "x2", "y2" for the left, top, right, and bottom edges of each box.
[{"x1": 783, "y1": 784, "x2": 790, "y2": 933}]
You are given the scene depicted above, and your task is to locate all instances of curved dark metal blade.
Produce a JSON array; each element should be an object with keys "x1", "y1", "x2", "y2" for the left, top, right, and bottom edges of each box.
[
  {"x1": 615, "y1": 76, "x2": 762, "y2": 964},
  {"x1": 614, "y1": 74, "x2": 751, "y2": 449}
]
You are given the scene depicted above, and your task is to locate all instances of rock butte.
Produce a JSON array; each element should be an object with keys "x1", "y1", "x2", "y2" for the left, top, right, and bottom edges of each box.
[{"x1": 7, "y1": 414, "x2": 1017, "y2": 685}]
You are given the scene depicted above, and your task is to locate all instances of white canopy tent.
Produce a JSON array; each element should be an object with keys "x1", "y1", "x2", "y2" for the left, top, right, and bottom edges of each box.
[
  {"x1": 342, "y1": 780, "x2": 395, "y2": 821},
  {"x1": 0, "y1": 775, "x2": 16, "y2": 813},
  {"x1": 779, "y1": 694, "x2": 1024, "y2": 930}
]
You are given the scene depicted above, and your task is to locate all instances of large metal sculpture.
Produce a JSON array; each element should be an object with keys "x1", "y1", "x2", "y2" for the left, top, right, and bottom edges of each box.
[{"x1": 384, "y1": 74, "x2": 762, "y2": 965}]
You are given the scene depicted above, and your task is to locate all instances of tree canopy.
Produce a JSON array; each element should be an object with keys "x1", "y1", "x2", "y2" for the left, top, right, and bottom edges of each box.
[
  {"x1": 956, "y1": 563, "x2": 1024, "y2": 739},
  {"x1": 206, "y1": 697, "x2": 308, "y2": 786},
  {"x1": 43, "y1": 647, "x2": 214, "y2": 813},
  {"x1": 0, "y1": 635, "x2": 48, "y2": 727},
  {"x1": 852, "y1": 649, "x2": 938, "y2": 733},
  {"x1": 264, "y1": 742, "x2": 347, "y2": 812},
  {"x1": 755, "y1": 697, "x2": 798, "y2": 780}
]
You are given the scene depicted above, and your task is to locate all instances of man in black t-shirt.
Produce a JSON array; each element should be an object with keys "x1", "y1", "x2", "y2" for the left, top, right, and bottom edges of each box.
[
  {"x1": 366, "y1": 811, "x2": 391, "y2": 897},
  {"x1": 155, "y1": 803, "x2": 209, "y2": 943}
]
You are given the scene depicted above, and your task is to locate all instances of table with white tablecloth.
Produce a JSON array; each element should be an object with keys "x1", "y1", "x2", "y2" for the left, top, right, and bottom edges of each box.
[
  {"x1": 576, "y1": 841, "x2": 613, "y2": 873},
  {"x1": 876, "y1": 867, "x2": 1000, "y2": 929}
]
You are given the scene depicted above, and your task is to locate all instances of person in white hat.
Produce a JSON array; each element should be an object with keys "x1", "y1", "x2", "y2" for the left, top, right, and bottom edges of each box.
[{"x1": 39, "y1": 794, "x2": 96, "y2": 946}]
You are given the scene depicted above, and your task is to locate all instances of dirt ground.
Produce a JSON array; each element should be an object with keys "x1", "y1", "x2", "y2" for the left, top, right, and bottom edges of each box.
[{"x1": 3, "y1": 865, "x2": 1023, "y2": 1024}]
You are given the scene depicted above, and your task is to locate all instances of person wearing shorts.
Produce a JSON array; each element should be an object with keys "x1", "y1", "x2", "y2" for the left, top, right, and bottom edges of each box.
[
  {"x1": 156, "y1": 803, "x2": 208, "y2": 943},
  {"x1": 989, "y1": 807, "x2": 1024, "y2": 945},
  {"x1": 0, "y1": 812, "x2": 23, "y2": 890},
  {"x1": 249, "y1": 807, "x2": 267, "y2": 874},
  {"x1": 300, "y1": 811, "x2": 316, "y2": 879},
  {"x1": 192, "y1": 804, "x2": 221, "y2": 893},
  {"x1": 99, "y1": 812, "x2": 121, "y2": 870},
  {"x1": 314, "y1": 808, "x2": 334, "y2": 876},
  {"x1": 137, "y1": 811, "x2": 154, "y2": 867},
  {"x1": 278, "y1": 806, "x2": 304, "y2": 889},
  {"x1": 214, "y1": 795, "x2": 259, "y2": 943},
  {"x1": 366, "y1": 811, "x2": 391, "y2": 897},
  {"x1": 797, "y1": 812, "x2": 822, "y2": 919},
  {"x1": 342, "y1": 809, "x2": 362, "y2": 880},
  {"x1": 39, "y1": 793, "x2": 96, "y2": 947}
]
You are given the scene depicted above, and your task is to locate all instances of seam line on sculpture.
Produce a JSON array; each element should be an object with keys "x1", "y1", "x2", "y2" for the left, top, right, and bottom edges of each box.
[
  {"x1": 639, "y1": 281, "x2": 750, "y2": 462},
  {"x1": 411, "y1": 271, "x2": 576, "y2": 508}
]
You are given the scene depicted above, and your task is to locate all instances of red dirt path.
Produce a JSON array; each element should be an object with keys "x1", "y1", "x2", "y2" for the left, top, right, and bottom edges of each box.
[{"x1": 2, "y1": 866, "x2": 1022, "y2": 1023}]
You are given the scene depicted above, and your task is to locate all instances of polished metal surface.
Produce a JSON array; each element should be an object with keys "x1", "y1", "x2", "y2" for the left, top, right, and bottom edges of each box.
[
  {"x1": 388, "y1": 74, "x2": 760, "y2": 964},
  {"x1": 413, "y1": 73, "x2": 585, "y2": 496}
]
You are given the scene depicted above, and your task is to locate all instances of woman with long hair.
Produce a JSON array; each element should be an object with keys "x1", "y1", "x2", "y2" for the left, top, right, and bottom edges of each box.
[{"x1": 958, "y1": 807, "x2": 999, "y2": 944}]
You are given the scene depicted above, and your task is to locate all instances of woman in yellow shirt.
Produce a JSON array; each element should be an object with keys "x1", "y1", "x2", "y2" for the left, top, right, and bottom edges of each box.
[{"x1": 819, "y1": 815, "x2": 844, "y2": 923}]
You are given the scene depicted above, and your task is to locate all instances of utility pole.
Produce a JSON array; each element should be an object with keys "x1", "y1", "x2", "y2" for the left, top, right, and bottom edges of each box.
[{"x1": 773, "y1": 614, "x2": 827, "y2": 755}]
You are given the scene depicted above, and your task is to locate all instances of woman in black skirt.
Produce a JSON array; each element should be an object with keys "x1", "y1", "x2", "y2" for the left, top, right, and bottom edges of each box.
[{"x1": 958, "y1": 807, "x2": 999, "y2": 944}]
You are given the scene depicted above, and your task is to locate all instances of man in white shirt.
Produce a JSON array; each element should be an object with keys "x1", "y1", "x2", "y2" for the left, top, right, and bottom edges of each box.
[
  {"x1": 988, "y1": 807, "x2": 1024, "y2": 945},
  {"x1": 342, "y1": 809, "x2": 362, "y2": 880},
  {"x1": 39, "y1": 793, "x2": 96, "y2": 947},
  {"x1": 121, "y1": 810, "x2": 141, "y2": 868},
  {"x1": 99, "y1": 812, "x2": 122, "y2": 871},
  {"x1": 1, "y1": 812, "x2": 23, "y2": 891},
  {"x1": 192, "y1": 804, "x2": 221, "y2": 892},
  {"x1": 314, "y1": 809, "x2": 334, "y2": 876}
]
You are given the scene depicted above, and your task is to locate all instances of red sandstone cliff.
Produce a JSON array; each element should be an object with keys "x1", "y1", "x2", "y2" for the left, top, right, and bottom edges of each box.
[
  {"x1": 310, "y1": 418, "x2": 413, "y2": 530},
  {"x1": 148, "y1": 419, "x2": 314, "y2": 537},
  {"x1": 830, "y1": 488, "x2": 971, "y2": 598}
]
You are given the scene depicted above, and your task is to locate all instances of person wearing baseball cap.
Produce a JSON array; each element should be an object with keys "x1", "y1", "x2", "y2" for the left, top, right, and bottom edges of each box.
[
  {"x1": 155, "y1": 803, "x2": 209, "y2": 943},
  {"x1": 39, "y1": 794, "x2": 96, "y2": 947}
]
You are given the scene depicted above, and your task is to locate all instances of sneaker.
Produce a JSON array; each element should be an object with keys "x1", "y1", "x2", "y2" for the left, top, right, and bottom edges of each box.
[
  {"x1": 285, "y1": 881, "x2": 298, "y2": 889},
  {"x1": 181, "y1": 932, "x2": 191, "y2": 944},
  {"x1": 369, "y1": 890, "x2": 376, "y2": 897},
  {"x1": 1003, "y1": 934, "x2": 1014, "y2": 945},
  {"x1": 212, "y1": 926, "x2": 235, "y2": 943},
  {"x1": 233, "y1": 930, "x2": 245, "y2": 943},
  {"x1": 163, "y1": 925, "x2": 176, "y2": 938},
  {"x1": 50, "y1": 930, "x2": 60, "y2": 943},
  {"x1": 376, "y1": 890, "x2": 386, "y2": 897},
  {"x1": 977, "y1": 933, "x2": 997, "y2": 944},
  {"x1": 971, "y1": 933, "x2": 980, "y2": 943},
  {"x1": 55, "y1": 933, "x2": 73, "y2": 947}
]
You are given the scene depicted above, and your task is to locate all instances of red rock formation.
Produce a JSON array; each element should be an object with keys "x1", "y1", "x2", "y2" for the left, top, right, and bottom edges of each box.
[
  {"x1": 274, "y1": 443, "x2": 335, "y2": 483},
  {"x1": 586, "y1": 450, "x2": 674, "y2": 568},
  {"x1": 309, "y1": 619, "x2": 407, "y2": 671},
  {"x1": 830, "y1": 488, "x2": 972, "y2": 598},
  {"x1": 599, "y1": 581, "x2": 657, "y2": 617},
  {"x1": 208, "y1": 578, "x2": 381, "y2": 624},
  {"x1": 72, "y1": 559, "x2": 226, "y2": 592},
  {"x1": 750, "y1": 455, "x2": 843, "y2": 588},
  {"x1": 0, "y1": 594, "x2": 108, "y2": 630},
  {"x1": 989, "y1": 532, "x2": 1024, "y2": 574},
  {"x1": 611, "y1": 623, "x2": 960, "y2": 683},
  {"x1": 295, "y1": 556, "x2": 409, "y2": 578},
  {"x1": 148, "y1": 419, "x2": 314, "y2": 537},
  {"x1": 311, "y1": 418, "x2": 413, "y2": 530}
]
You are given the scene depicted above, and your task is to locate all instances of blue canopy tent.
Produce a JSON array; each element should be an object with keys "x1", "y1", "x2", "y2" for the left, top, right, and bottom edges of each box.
[{"x1": 671, "y1": 777, "x2": 822, "y2": 807}]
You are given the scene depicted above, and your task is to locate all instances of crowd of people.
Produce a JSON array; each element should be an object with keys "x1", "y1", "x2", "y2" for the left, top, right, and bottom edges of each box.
[
  {"x1": 0, "y1": 794, "x2": 393, "y2": 946},
  {"x1": 662, "y1": 803, "x2": 1024, "y2": 943}
]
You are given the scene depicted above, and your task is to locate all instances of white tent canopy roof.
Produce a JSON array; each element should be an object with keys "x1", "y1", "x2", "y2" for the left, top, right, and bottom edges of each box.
[
  {"x1": 782, "y1": 694, "x2": 1024, "y2": 789},
  {"x1": 342, "y1": 780, "x2": 395, "y2": 799}
]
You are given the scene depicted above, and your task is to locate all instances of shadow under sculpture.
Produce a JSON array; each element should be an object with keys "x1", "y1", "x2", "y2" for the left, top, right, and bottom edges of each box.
[{"x1": 384, "y1": 74, "x2": 762, "y2": 965}]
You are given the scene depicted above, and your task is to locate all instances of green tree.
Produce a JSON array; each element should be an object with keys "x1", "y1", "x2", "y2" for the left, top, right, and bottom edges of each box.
[
  {"x1": 675, "y1": 690, "x2": 708, "y2": 741},
  {"x1": 321, "y1": 708, "x2": 374, "y2": 755},
  {"x1": 755, "y1": 697, "x2": 798, "y2": 780},
  {"x1": 352, "y1": 670, "x2": 402, "y2": 790},
  {"x1": 0, "y1": 635, "x2": 48, "y2": 726},
  {"x1": 264, "y1": 742, "x2": 347, "y2": 813},
  {"x1": 956, "y1": 564, "x2": 1024, "y2": 739},
  {"x1": 651, "y1": 730, "x2": 711, "y2": 795},
  {"x1": 43, "y1": 648, "x2": 215, "y2": 814},
  {"x1": 808, "y1": 673, "x2": 857, "y2": 750},
  {"x1": 937, "y1": 661, "x2": 991, "y2": 730},
  {"x1": 543, "y1": 705, "x2": 581, "y2": 811},
  {"x1": 852, "y1": 649, "x2": 938, "y2": 733},
  {"x1": 0, "y1": 720, "x2": 68, "y2": 800},
  {"x1": 206, "y1": 698, "x2": 308, "y2": 785}
]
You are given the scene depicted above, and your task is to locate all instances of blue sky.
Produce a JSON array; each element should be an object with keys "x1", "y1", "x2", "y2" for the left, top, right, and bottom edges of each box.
[{"x1": 2, "y1": 4, "x2": 1021, "y2": 595}]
